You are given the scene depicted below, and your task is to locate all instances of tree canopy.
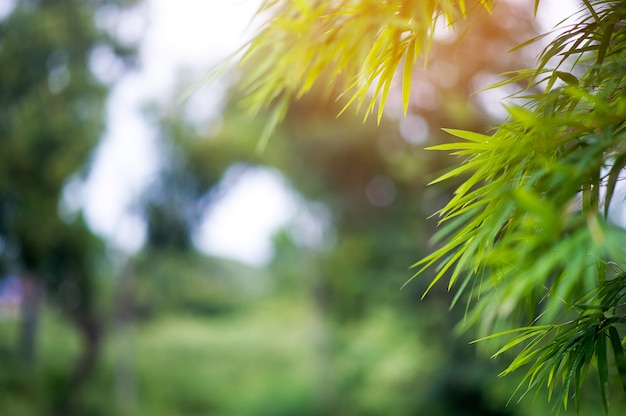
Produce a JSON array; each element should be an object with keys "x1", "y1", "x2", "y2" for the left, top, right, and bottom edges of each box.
[{"x1": 234, "y1": 0, "x2": 626, "y2": 412}]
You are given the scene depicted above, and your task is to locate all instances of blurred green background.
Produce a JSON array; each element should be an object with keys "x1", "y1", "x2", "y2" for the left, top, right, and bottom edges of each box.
[{"x1": 0, "y1": 0, "x2": 620, "y2": 415}]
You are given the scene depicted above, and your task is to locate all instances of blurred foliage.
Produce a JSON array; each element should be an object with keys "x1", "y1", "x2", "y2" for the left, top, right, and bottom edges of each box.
[
  {"x1": 412, "y1": 1, "x2": 626, "y2": 410},
  {"x1": 0, "y1": 0, "x2": 137, "y2": 309},
  {"x1": 0, "y1": 0, "x2": 137, "y2": 412},
  {"x1": 4, "y1": 0, "x2": 626, "y2": 415},
  {"x1": 0, "y1": 286, "x2": 613, "y2": 415},
  {"x1": 132, "y1": 251, "x2": 265, "y2": 318}
]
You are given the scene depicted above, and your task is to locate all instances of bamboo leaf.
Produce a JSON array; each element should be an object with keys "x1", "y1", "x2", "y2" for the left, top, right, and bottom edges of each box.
[
  {"x1": 471, "y1": 325, "x2": 554, "y2": 344},
  {"x1": 533, "y1": 0, "x2": 540, "y2": 18},
  {"x1": 604, "y1": 153, "x2": 626, "y2": 218},
  {"x1": 597, "y1": 333, "x2": 609, "y2": 415},
  {"x1": 428, "y1": 142, "x2": 490, "y2": 151},
  {"x1": 555, "y1": 71, "x2": 579, "y2": 86},
  {"x1": 511, "y1": 188, "x2": 557, "y2": 224},
  {"x1": 597, "y1": 18, "x2": 616, "y2": 65},
  {"x1": 402, "y1": 38, "x2": 417, "y2": 116},
  {"x1": 256, "y1": 93, "x2": 289, "y2": 152},
  {"x1": 425, "y1": 159, "x2": 482, "y2": 185},
  {"x1": 609, "y1": 326, "x2": 626, "y2": 394},
  {"x1": 490, "y1": 330, "x2": 546, "y2": 359},
  {"x1": 441, "y1": 128, "x2": 491, "y2": 143}
]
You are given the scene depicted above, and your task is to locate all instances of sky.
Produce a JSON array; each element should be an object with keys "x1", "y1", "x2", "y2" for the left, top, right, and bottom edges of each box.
[{"x1": 81, "y1": 0, "x2": 584, "y2": 266}]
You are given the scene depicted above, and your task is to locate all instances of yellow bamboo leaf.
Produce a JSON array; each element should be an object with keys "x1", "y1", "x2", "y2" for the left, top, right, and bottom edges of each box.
[{"x1": 402, "y1": 37, "x2": 416, "y2": 116}]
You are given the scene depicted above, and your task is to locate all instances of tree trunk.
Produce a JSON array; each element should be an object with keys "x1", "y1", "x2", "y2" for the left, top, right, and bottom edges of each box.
[
  {"x1": 114, "y1": 256, "x2": 137, "y2": 412},
  {"x1": 53, "y1": 308, "x2": 102, "y2": 415},
  {"x1": 311, "y1": 256, "x2": 336, "y2": 412},
  {"x1": 70, "y1": 310, "x2": 101, "y2": 387},
  {"x1": 18, "y1": 274, "x2": 41, "y2": 366}
]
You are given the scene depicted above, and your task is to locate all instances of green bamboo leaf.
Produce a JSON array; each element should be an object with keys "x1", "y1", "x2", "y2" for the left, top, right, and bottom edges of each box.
[
  {"x1": 428, "y1": 142, "x2": 490, "y2": 151},
  {"x1": 597, "y1": 18, "x2": 615, "y2": 65},
  {"x1": 422, "y1": 247, "x2": 465, "y2": 295},
  {"x1": 441, "y1": 128, "x2": 491, "y2": 143},
  {"x1": 508, "y1": 31, "x2": 553, "y2": 53},
  {"x1": 576, "y1": 328, "x2": 596, "y2": 412},
  {"x1": 597, "y1": 333, "x2": 609, "y2": 415},
  {"x1": 609, "y1": 326, "x2": 626, "y2": 394},
  {"x1": 604, "y1": 153, "x2": 626, "y2": 218},
  {"x1": 509, "y1": 344, "x2": 555, "y2": 385},
  {"x1": 504, "y1": 104, "x2": 540, "y2": 126},
  {"x1": 256, "y1": 93, "x2": 289, "y2": 152},
  {"x1": 582, "y1": 0, "x2": 601, "y2": 25},
  {"x1": 450, "y1": 270, "x2": 473, "y2": 309},
  {"x1": 430, "y1": 207, "x2": 479, "y2": 241},
  {"x1": 426, "y1": 159, "x2": 482, "y2": 185},
  {"x1": 564, "y1": 85, "x2": 612, "y2": 113},
  {"x1": 511, "y1": 188, "x2": 557, "y2": 224},
  {"x1": 471, "y1": 325, "x2": 554, "y2": 344},
  {"x1": 490, "y1": 330, "x2": 546, "y2": 359},
  {"x1": 555, "y1": 70, "x2": 579, "y2": 86}
]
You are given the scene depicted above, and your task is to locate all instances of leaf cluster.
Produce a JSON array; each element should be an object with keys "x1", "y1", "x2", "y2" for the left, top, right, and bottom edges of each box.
[
  {"x1": 238, "y1": 0, "x2": 493, "y2": 146},
  {"x1": 476, "y1": 268, "x2": 626, "y2": 413},
  {"x1": 411, "y1": 0, "x2": 626, "y2": 410}
]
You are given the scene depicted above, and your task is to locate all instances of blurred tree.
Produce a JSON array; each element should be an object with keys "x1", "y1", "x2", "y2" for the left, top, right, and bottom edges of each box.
[
  {"x1": 135, "y1": 107, "x2": 270, "y2": 320},
  {"x1": 0, "y1": 0, "x2": 138, "y2": 406},
  {"x1": 138, "y1": 111, "x2": 257, "y2": 252}
]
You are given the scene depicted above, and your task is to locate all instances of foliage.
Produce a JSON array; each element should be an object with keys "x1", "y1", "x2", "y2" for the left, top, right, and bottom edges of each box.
[
  {"x1": 238, "y1": 0, "x2": 495, "y2": 146},
  {"x1": 132, "y1": 251, "x2": 260, "y2": 318},
  {"x1": 0, "y1": 0, "x2": 136, "y2": 305},
  {"x1": 236, "y1": 0, "x2": 626, "y2": 411},
  {"x1": 416, "y1": 1, "x2": 626, "y2": 410},
  {"x1": 0, "y1": 0, "x2": 137, "y2": 409}
]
